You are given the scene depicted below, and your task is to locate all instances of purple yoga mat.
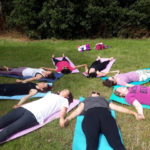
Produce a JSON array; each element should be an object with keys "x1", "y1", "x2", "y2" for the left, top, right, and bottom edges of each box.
[
  {"x1": 52, "y1": 57, "x2": 79, "y2": 73},
  {"x1": 83, "y1": 58, "x2": 116, "y2": 77},
  {"x1": 0, "y1": 99, "x2": 79, "y2": 143}
]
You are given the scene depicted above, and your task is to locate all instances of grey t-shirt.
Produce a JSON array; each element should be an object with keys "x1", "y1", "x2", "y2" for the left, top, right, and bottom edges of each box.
[{"x1": 82, "y1": 96, "x2": 110, "y2": 113}]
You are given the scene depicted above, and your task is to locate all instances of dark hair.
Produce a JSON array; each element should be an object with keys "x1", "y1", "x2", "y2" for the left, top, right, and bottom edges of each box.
[
  {"x1": 87, "y1": 72, "x2": 97, "y2": 78},
  {"x1": 114, "y1": 90, "x2": 124, "y2": 97},
  {"x1": 41, "y1": 85, "x2": 53, "y2": 93},
  {"x1": 61, "y1": 68, "x2": 71, "y2": 74},
  {"x1": 47, "y1": 72, "x2": 56, "y2": 80},
  {"x1": 67, "y1": 92, "x2": 73, "y2": 104},
  {"x1": 91, "y1": 91, "x2": 100, "y2": 96},
  {"x1": 103, "y1": 79, "x2": 116, "y2": 87}
]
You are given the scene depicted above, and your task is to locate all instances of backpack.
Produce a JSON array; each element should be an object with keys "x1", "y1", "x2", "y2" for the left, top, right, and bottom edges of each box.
[{"x1": 77, "y1": 44, "x2": 91, "y2": 52}]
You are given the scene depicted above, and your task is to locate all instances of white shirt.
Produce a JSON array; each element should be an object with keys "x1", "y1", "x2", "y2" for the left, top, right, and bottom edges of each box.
[
  {"x1": 22, "y1": 68, "x2": 45, "y2": 77},
  {"x1": 22, "y1": 93, "x2": 69, "y2": 124}
]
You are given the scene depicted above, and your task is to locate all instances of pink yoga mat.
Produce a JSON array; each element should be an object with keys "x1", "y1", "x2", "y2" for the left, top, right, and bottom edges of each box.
[
  {"x1": 52, "y1": 57, "x2": 79, "y2": 73},
  {"x1": 0, "y1": 99, "x2": 79, "y2": 144},
  {"x1": 83, "y1": 58, "x2": 116, "y2": 77}
]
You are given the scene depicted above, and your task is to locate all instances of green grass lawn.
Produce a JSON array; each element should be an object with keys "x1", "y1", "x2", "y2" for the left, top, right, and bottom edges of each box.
[{"x1": 0, "y1": 38, "x2": 150, "y2": 150}]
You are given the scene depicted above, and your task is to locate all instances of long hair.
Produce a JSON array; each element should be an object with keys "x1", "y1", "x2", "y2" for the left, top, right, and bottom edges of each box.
[
  {"x1": 67, "y1": 91, "x2": 73, "y2": 104},
  {"x1": 114, "y1": 90, "x2": 125, "y2": 97},
  {"x1": 47, "y1": 72, "x2": 56, "y2": 80},
  {"x1": 61, "y1": 68, "x2": 71, "y2": 74},
  {"x1": 103, "y1": 79, "x2": 116, "y2": 87},
  {"x1": 87, "y1": 72, "x2": 97, "y2": 78}
]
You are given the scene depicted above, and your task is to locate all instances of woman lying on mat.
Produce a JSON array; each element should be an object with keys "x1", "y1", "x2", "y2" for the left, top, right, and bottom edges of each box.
[
  {"x1": 85, "y1": 56, "x2": 115, "y2": 78},
  {"x1": 114, "y1": 85, "x2": 150, "y2": 119},
  {"x1": 0, "y1": 66, "x2": 55, "y2": 83},
  {"x1": 0, "y1": 89, "x2": 73, "y2": 143},
  {"x1": 62, "y1": 92, "x2": 141, "y2": 150},
  {"x1": 0, "y1": 82, "x2": 52, "y2": 108},
  {"x1": 103, "y1": 69, "x2": 150, "y2": 87},
  {"x1": 42, "y1": 54, "x2": 87, "y2": 74}
]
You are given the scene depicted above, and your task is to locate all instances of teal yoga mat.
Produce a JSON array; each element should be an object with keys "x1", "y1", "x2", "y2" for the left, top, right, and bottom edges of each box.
[{"x1": 72, "y1": 97, "x2": 123, "y2": 150}]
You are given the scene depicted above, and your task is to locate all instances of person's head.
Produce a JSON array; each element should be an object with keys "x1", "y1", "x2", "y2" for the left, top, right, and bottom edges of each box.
[
  {"x1": 91, "y1": 91, "x2": 100, "y2": 97},
  {"x1": 59, "y1": 89, "x2": 73, "y2": 104},
  {"x1": 87, "y1": 72, "x2": 97, "y2": 78},
  {"x1": 114, "y1": 87, "x2": 128, "y2": 97},
  {"x1": 87, "y1": 68, "x2": 97, "y2": 78},
  {"x1": 37, "y1": 82, "x2": 52, "y2": 92},
  {"x1": 61, "y1": 67, "x2": 71, "y2": 74},
  {"x1": 44, "y1": 71, "x2": 56, "y2": 80},
  {"x1": 103, "y1": 78, "x2": 117, "y2": 87}
]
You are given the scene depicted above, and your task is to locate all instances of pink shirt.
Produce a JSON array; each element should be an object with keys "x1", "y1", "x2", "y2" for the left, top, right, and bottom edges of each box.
[
  {"x1": 115, "y1": 71, "x2": 139, "y2": 86},
  {"x1": 56, "y1": 61, "x2": 75, "y2": 72},
  {"x1": 125, "y1": 85, "x2": 150, "y2": 105}
]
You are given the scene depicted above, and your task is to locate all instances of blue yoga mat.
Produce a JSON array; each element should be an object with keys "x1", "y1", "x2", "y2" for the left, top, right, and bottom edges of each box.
[
  {"x1": 72, "y1": 97, "x2": 124, "y2": 150},
  {"x1": 0, "y1": 72, "x2": 63, "y2": 83}
]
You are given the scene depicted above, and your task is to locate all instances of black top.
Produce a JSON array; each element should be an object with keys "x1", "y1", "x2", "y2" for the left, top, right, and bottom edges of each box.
[
  {"x1": 89, "y1": 60, "x2": 110, "y2": 72},
  {"x1": 82, "y1": 96, "x2": 110, "y2": 114},
  {"x1": 0, "y1": 83, "x2": 37, "y2": 96}
]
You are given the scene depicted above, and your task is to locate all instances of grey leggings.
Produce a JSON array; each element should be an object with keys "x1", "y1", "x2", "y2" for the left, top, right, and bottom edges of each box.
[{"x1": 0, "y1": 67, "x2": 26, "y2": 76}]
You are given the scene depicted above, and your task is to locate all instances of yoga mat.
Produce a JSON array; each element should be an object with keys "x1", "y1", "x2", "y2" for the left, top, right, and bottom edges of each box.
[
  {"x1": 52, "y1": 57, "x2": 79, "y2": 73},
  {"x1": 72, "y1": 97, "x2": 124, "y2": 150},
  {"x1": 0, "y1": 72, "x2": 63, "y2": 83},
  {"x1": 0, "y1": 99, "x2": 79, "y2": 144},
  {"x1": 83, "y1": 58, "x2": 116, "y2": 77}
]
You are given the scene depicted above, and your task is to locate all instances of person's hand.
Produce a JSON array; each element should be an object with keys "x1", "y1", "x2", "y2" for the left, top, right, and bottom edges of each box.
[
  {"x1": 135, "y1": 113, "x2": 145, "y2": 120},
  {"x1": 59, "y1": 118, "x2": 66, "y2": 128},
  {"x1": 16, "y1": 79, "x2": 26, "y2": 83},
  {"x1": 13, "y1": 104, "x2": 20, "y2": 109}
]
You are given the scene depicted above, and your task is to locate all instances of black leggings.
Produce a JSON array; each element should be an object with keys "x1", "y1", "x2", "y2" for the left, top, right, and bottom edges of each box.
[
  {"x1": 82, "y1": 107, "x2": 126, "y2": 150},
  {"x1": 90, "y1": 60, "x2": 110, "y2": 72},
  {"x1": 52, "y1": 57, "x2": 69, "y2": 65},
  {"x1": 0, "y1": 107, "x2": 38, "y2": 143}
]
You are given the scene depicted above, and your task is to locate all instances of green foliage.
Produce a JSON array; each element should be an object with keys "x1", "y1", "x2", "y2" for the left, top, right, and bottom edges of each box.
[{"x1": 2, "y1": 0, "x2": 150, "y2": 39}]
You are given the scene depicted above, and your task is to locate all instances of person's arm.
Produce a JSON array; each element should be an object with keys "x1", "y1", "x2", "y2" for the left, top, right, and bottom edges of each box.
[
  {"x1": 132, "y1": 100, "x2": 145, "y2": 119},
  {"x1": 84, "y1": 65, "x2": 89, "y2": 73},
  {"x1": 41, "y1": 67, "x2": 56, "y2": 71},
  {"x1": 75, "y1": 64, "x2": 87, "y2": 69},
  {"x1": 109, "y1": 70, "x2": 120, "y2": 74},
  {"x1": 16, "y1": 74, "x2": 43, "y2": 83},
  {"x1": 125, "y1": 83, "x2": 134, "y2": 87},
  {"x1": 62, "y1": 103, "x2": 85, "y2": 127},
  {"x1": 109, "y1": 102, "x2": 143, "y2": 120},
  {"x1": 13, "y1": 89, "x2": 38, "y2": 108},
  {"x1": 59, "y1": 107, "x2": 68, "y2": 128},
  {"x1": 96, "y1": 71, "x2": 108, "y2": 77}
]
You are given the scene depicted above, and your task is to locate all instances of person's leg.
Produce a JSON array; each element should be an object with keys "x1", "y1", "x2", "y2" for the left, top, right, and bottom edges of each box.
[
  {"x1": 0, "y1": 107, "x2": 26, "y2": 129},
  {"x1": 52, "y1": 58, "x2": 60, "y2": 65},
  {"x1": 0, "y1": 108, "x2": 38, "y2": 142},
  {"x1": 98, "y1": 60, "x2": 110, "y2": 71},
  {"x1": 100, "y1": 109, "x2": 126, "y2": 150},
  {"x1": 0, "y1": 67, "x2": 26, "y2": 76},
  {"x1": 82, "y1": 108, "x2": 101, "y2": 150}
]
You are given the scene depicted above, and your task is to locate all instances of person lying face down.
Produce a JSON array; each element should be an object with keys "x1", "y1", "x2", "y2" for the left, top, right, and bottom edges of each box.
[
  {"x1": 0, "y1": 89, "x2": 73, "y2": 143},
  {"x1": 103, "y1": 69, "x2": 150, "y2": 87},
  {"x1": 0, "y1": 66, "x2": 56, "y2": 83},
  {"x1": 42, "y1": 54, "x2": 87, "y2": 74},
  {"x1": 114, "y1": 85, "x2": 150, "y2": 119},
  {"x1": 0, "y1": 82, "x2": 52, "y2": 108},
  {"x1": 61, "y1": 92, "x2": 141, "y2": 150},
  {"x1": 85, "y1": 56, "x2": 115, "y2": 78}
]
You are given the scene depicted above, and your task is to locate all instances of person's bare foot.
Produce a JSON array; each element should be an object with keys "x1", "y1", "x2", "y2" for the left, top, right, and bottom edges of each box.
[
  {"x1": 109, "y1": 57, "x2": 114, "y2": 61},
  {"x1": 51, "y1": 54, "x2": 55, "y2": 58},
  {"x1": 3, "y1": 66, "x2": 9, "y2": 71},
  {"x1": 62, "y1": 53, "x2": 65, "y2": 57}
]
